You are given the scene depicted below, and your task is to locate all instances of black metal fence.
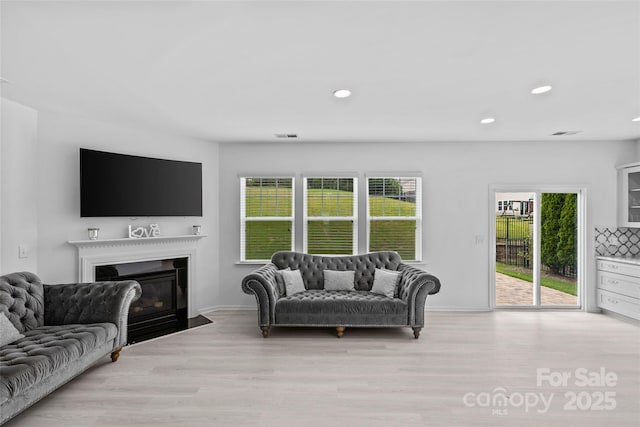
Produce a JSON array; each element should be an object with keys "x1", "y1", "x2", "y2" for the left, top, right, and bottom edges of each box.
[
  {"x1": 496, "y1": 217, "x2": 532, "y2": 268},
  {"x1": 496, "y1": 239, "x2": 531, "y2": 268},
  {"x1": 542, "y1": 265, "x2": 577, "y2": 279},
  {"x1": 496, "y1": 216, "x2": 577, "y2": 279}
]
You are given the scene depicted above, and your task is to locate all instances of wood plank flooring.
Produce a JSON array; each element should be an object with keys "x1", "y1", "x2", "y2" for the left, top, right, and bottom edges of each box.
[{"x1": 4, "y1": 311, "x2": 639, "y2": 427}]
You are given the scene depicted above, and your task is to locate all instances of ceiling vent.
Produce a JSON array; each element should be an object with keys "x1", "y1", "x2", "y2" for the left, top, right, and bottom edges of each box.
[
  {"x1": 551, "y1": 131, "x2": 582, "y2": 136},
  {"x1": 275, "y1": 133, "x2": 298, "y2": 139}
]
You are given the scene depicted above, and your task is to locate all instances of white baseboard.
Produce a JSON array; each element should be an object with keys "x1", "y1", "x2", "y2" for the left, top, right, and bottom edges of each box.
[
  {"x1": 198, "y1": 305, "x2": 255, "y2": 314},
  {"x1": 426, "y1": 306, "x2": 492, "y2": 312},
  {"x1": 198, "y1": 305, "x2": 491, "y2": 314}
]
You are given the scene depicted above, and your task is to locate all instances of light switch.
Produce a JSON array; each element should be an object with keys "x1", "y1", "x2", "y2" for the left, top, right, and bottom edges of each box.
[{"x1": 18, "y1": 245, "x2": 28, "y2": 258}]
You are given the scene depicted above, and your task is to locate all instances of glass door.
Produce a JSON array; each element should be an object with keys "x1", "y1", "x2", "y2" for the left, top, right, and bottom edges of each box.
[
  {"x1": 539, "y1": 193, "x2": 578, "y2": 306},
  {"x1": 494, "y1": 190, "x2": 580, "y2": 308},
  {"x1": 495, "y1": 192, "x2": 535, "y2": 306}
]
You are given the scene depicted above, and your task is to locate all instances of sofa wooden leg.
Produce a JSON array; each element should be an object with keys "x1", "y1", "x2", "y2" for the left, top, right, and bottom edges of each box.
[
  {"x1": 336, "y1": 326, "x2": 345, "y2": 338},
  {"x1": 412, "y1": 327, "x2": 421, "y2": 339},
  {"x1": 261, "y1": 326, "x2": 270, "y2": 338},
  {"x1": 110, "y1": 347, "x2": 122, "y2": 362}
]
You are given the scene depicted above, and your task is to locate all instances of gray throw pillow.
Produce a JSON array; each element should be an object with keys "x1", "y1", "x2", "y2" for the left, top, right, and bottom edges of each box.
[
  {"x1": 280, "y1": 269, "x2": 306, "y2": 296},
  {"x1": 0, "y1": 312, "x2": 24, "y2": 347},
  {"x1": 275, "y1": 267, "x2": 291, "y2": 295},
  {"x1": 323, "y1": 270, "x2": 356, "y2": 291},
  {"x1": 370, "y1": 268, "x2": 400, "y2": 298}
]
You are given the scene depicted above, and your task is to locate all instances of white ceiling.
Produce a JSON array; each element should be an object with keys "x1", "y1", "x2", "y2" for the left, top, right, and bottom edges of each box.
[{"x1": 2, "y1": 1, "x2": 639, "y2": 143}]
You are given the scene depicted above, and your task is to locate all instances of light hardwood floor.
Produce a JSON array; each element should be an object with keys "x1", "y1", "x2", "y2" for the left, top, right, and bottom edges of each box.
[{"x1": 5, "y1": 311, "x2": 639, "y2": 427}]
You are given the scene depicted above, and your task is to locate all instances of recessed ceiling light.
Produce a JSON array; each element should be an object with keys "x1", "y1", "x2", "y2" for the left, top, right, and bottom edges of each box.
[
  {"x1": 333, "y1": 89, "x2": 351, "y2": 99},
  {"x1": 632, "y1": 116, "x2": 640, "y2": 122},
  {"x1": 480, "y1": 117, "x2": 496, "y2": 124},
  {"x1": 531, "y1": 85, "x2": 552, "y2": 95}
]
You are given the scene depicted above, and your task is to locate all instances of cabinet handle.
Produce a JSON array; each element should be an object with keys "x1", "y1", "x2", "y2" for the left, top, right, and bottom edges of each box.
[
  {"x1": 607, "y1": 298, "x2": 619, "y2": 304},
  {"x1": 608, "y1": 279, "x2": 619, "y2": 285}
]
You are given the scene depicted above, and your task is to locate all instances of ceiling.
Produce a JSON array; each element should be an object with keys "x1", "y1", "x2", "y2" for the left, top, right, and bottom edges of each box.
[{"x1": 2, "y1": 1, "x2": 639, "y2": 143}]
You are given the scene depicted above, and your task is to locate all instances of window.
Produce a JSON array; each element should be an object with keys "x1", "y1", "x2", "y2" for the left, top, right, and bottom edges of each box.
[
  {"x1": 367, "y1": 177, "x2": 422, "y2": 261},
  {"x1": 240, "y1": 177, "x2": 294, "y2": 261},
  {"x1": 498, "y1": 201, "x2": 503, "y2": 211},
  {"x1": 303, "y1": 177, "x2": 357, "y2": 255}
]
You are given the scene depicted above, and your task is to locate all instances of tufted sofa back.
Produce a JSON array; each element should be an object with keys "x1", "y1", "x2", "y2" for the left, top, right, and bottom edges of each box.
[
  {"x1": 271, "y1": 251, "x2": 402, "y2": 291},
  {"x1": 0, "y1": 272, "x2": 44, "y2": 333}
]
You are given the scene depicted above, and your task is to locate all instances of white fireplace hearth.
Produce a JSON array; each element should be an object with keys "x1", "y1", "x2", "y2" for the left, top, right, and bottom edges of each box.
[{"x1": 68, "y1": 235, "x2": 205, "y2": 318}]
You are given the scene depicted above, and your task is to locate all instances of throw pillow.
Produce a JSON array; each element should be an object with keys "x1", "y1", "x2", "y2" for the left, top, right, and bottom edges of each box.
[
  {"x1": 280, "y1": 269, "x2": 306, "y2": 296},
  {"x1": 0, "y1": 312, "x2": 24, "y2": 347},
  {"x1": 371, "y1": 268, "x2": 401, "y2": 298},
  {"x1": 274, "y1": 267, "x2": 291, "y2": 295},
  {"x1": 323, "y1": 270, "x2": 356, "y2": 291}
]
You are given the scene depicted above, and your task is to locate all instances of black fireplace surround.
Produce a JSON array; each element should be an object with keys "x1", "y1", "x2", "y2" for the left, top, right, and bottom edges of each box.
[{"x1": 95, "y1": 258, "x2": 188, "y2": 343}]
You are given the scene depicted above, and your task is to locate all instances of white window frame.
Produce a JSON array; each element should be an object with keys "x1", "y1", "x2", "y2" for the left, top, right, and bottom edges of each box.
[
  {"x1": 240, "y1": 177, "x2": 295, "y2": 262},
  {"x1": 366, "y1": 176, "x2": 422, "y2": 262},
  {"x1": 303, "y1": 176, "x2": 358, "y2": 255}
]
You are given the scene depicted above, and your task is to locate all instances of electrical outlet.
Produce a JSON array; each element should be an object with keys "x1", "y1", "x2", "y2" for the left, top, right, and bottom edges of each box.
[
  {"x1": 607, "y1": 236, "x2": 620, "y2": 246},
  {"x1": 18, "y1": 245, "x2": 28, "y2": 259},
  {"x1": 475, "y1": 235, "x2": 485, "y2": 245}
]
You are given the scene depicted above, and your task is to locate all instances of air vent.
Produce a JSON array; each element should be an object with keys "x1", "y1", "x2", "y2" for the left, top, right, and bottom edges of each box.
[
  {"x1": 275, "y1": 133, "x2": 298, "y2": 139},
  {"x1": 551, "y1": 131, "x2": 582, "y2": 136}
]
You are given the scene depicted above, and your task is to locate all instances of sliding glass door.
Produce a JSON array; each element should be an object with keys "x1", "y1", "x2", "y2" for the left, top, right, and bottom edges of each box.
[{"x1": 493, "y1": 189, "x2": 581, "y2": 308}]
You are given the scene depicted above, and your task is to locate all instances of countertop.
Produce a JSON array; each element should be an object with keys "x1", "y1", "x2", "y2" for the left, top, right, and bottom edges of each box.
[{"x1": 596, "y1": 255, "x2": 640, "y2": 266}]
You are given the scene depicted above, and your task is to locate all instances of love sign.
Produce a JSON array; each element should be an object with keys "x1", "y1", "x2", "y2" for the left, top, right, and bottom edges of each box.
[{"x1": 128, "y1": 224, "x2": 160, "y2": 239}]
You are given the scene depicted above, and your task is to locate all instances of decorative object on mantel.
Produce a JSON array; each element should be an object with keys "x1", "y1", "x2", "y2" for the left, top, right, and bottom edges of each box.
[
  {"x1": 128, "y1": 223, "x2": 160, "y2": 239},
  {"x1": 88, "y1": 228, "x2": 100, "y2": 240},
  {"x1": 192, "y1": 225, "x2": 201, "y2": 235}
]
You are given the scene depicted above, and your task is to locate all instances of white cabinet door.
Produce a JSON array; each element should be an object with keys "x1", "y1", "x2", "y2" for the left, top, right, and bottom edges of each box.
[{"x1": 619, "y1": 164, "x2": 640, "y2": 227}]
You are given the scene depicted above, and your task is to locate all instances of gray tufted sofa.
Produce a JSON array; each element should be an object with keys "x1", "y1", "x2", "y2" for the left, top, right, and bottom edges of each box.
[
  {"x1": 0, "y1": 272, "x2": 141, "y2": 425},
  {"x1": 241, "y1": 251, "x2": 441, "y2": 339}
]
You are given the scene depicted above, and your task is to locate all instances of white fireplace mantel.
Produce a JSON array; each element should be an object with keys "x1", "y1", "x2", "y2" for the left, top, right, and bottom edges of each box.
[{"x1": 68, "y1": 235, "x2": 206, "y2": 318}]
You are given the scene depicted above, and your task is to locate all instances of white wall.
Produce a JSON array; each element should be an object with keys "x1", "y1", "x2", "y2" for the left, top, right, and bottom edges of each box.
[
  {"x1": 35, "y1": 110, "x2": 220, "y2": 315},
  {"x1": 636, "y1": 139, "x2": 640, "y2": 161},
  {"x1": 218, "y1": 140, "x2": 636, "y2": 312},
  {"x1": 1, "y1": 99, "x2": 38, "y2": 274}
]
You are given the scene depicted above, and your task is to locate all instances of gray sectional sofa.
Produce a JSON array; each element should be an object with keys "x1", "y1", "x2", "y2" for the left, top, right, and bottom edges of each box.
[
  {"x1": 0, "y1": 272, "x2": 141, "y2": 425},
  {"x1": 241, "y1": 251, "x2": 441, "y2": 339}
]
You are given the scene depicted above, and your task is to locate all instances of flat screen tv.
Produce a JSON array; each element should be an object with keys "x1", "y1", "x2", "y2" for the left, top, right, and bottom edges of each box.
[{"x1": 80, "y1": 148, "x2": 202, "y2": 217}]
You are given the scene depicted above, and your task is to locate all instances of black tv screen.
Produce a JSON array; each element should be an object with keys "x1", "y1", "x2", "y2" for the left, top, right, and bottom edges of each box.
[{"x1": 80, "y1": 148, "x2": 202, "y2": 217}]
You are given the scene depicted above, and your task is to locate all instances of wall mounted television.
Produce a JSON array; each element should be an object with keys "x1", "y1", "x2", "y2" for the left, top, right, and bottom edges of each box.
[{"x1": 80, "y1": 148, "x2": 202, "y2": 217}]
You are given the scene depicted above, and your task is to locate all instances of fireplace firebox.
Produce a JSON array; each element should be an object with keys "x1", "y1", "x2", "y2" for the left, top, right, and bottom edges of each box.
[{"x1": 96, "y1": 258, "x2": 188, "y2": 343}]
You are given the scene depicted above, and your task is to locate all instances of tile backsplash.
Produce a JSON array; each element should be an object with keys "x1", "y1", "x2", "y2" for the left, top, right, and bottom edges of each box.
[{"x1": 595, "y1": 227, "x2": 640, "y2": 257}]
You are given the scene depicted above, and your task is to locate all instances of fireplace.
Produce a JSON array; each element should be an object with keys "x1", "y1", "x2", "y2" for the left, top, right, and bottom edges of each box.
[
  {"x1": 96, "y1": 258, "x2": 188, "y2": 343},
  {"x1": 68, "y1": 234, "x2": 208, "y2": 342}
]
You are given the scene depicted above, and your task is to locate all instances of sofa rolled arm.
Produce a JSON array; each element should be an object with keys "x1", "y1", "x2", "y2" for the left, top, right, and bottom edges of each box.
[
  {"x1": 44, "y1": 280, "x2": 142, "y2": 350},
  {"x1": 241, "y1": 263, "x2": 280, "y2": 327},
  {"x1": 397, "y1": 263, "x2": 441, "y2": 327}
]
